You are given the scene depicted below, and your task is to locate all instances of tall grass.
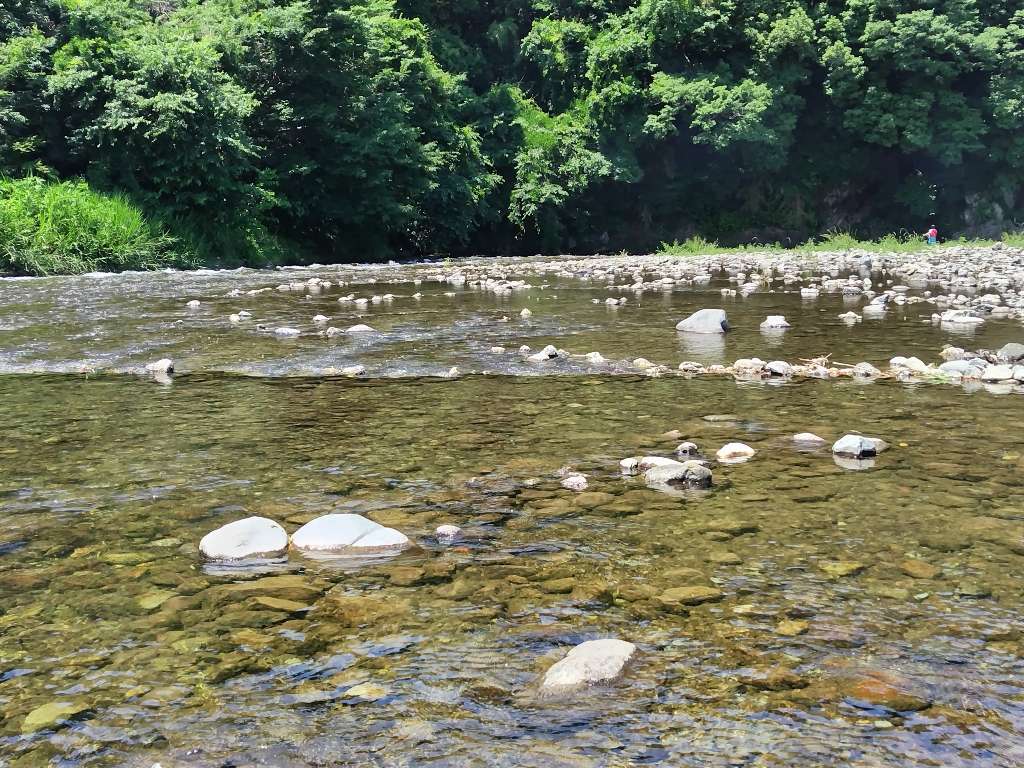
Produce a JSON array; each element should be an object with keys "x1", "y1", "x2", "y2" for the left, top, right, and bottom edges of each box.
[{"x1": 0, "y1": 177, "x2": 193, "y2": 275}]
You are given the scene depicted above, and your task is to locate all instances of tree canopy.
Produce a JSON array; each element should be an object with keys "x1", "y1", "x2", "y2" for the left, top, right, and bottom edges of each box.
[{"x1": 1, "y1": 0, "x2": 1022, "y2": 263}]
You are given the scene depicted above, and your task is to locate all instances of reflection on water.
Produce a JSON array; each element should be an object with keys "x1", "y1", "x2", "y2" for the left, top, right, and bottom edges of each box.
[{"x1": 677, "y1": 330, "x2": 728, "y2": 360}]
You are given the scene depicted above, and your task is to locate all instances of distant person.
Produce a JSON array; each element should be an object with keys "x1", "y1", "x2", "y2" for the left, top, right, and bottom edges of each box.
[{"x1": 926, "y1": 225, "x2": 938, "y2": 245}]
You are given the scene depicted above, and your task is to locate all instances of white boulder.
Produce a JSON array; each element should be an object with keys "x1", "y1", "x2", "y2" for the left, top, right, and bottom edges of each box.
[
  {"x1": 145, "y1": 359, "x2": 174, "y2": 374},
  {"x1": 675, "y1": 308, "x2": 729, "y2": 333},
  {"x1": 291, "y1": 513, "x2": 409, "y2": 554},
  {"x1": 759, "y1": 315, "x2": 790, "y2": 329},
  {"x1": 200, "y1": 516, "x2": 289, "y2": 561},
  {"x1": 716, "y1": 442, "x2": 756, "y2": 463},
  {"x1": 347, "y1": 324, "x2": 376, "y2": 333}
]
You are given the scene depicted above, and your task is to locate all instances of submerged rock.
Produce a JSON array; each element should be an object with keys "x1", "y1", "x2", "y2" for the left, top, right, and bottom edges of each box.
[
  {"x1": 22, "y1": 701, "x2": 90, "y2": 733},
  {"x1": 540, "y1": 638, "x2": 636, "y2": 694},
  {"x1": 291, "y1": 513, "x2": 409, "y2": 554},
  {"x1": 199, "y1": 516, "x2": 289, "y2": 562},
  {"x1": 675, "y1": 308, "x2": 729, "y2": 333},
  {"x1": 435, "y1": 524, "x2": 461, "y2": 543}
]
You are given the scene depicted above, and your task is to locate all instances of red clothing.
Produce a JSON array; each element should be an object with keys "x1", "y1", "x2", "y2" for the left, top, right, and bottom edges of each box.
[{"x1": 927, "y1": 228, "x2": 938, "y2": 238}]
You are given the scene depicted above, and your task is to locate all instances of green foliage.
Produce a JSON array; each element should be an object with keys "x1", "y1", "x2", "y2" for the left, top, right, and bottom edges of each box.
[
  {"x1": 0, "y1": 177, "x2": 188, "y2": 275},
  {"x1": 0, "y1": 0, "x2": 1022, "y2": 271}
]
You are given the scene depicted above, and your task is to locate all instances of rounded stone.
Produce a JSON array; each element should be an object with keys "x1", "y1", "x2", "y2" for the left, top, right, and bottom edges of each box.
[
  {"x1": 716, "y1": 442, "x2": 755, "y2": 463},
  {"x1": 291, "y1": 513, "x2": 409, "y2": 554},
  {"x1": 540, "y1": 638, "x2": 636, "y2": 693},
  {"x1": 199, "y1": 516, "x2": 289, "y2": 562}
]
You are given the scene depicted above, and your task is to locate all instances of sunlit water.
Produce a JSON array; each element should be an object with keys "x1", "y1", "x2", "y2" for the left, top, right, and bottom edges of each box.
[{"x1": 1, "y1": 257, "x2": 1022, "y2": 766}]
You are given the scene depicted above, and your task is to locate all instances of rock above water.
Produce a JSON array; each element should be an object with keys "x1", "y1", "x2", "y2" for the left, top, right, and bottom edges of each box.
[
  {"x1": 199, "y1": 516, "x2": 289, "y2": 562},
  {"x1": 793, "y1": 432, "x2": 826, "y2": 445},
  {"x1": 347, "y1": 324, "x2": 376, "y2": 333},
  {"x1": 644, "y1": 460, "x2": 712, "y2": 489},
  {"x1": 832, "y1": 434, "x2": 887, "y2": 459},
  {"x1": 759, "y1": 315, "x2": 790, "y2": 329},
  {"x1": 997, "y1": 342, "x2": 1024, "y2": 362},
  {"x1": 540, "y1": 638, "x2": 636, "y2": 694},
  {"x1": 675, "y1": 308, "x2": 729, "y2": 333},
  {"x1": 291, "y1": 513, "x2": 409, "y2": 554},
  {"x1": 981, "y1": 364, "x2": 1014, "y2": 381},
  {"x1": 716, "y1": 442, "x2": 755, "y2": 463},
  {"x1": 145, "y1": 358, "x2": 174, "y2": 374}
]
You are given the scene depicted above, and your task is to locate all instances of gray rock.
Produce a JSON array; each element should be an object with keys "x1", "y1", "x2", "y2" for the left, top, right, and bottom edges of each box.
[
  {"x1": 766, "y1": 360, "x2": 792, "y2": 376},
  {"x1": 675, "y1": 308, "x2": 729, "y2": 333},
  {"x1": 540, "y1": 638, "x2": 636, "y2": 694},
  {"x1": 997, "y1": 342, "x2": 1024, "y2": 362},
  {"x1": 644, "y1": 460, "x2": 713, "y2": 489}
]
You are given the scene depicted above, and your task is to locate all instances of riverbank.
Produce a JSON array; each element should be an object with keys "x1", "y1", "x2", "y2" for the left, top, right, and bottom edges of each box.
[{"x1": 4, "y1": 178, "x2": 1024, "y2": 277}]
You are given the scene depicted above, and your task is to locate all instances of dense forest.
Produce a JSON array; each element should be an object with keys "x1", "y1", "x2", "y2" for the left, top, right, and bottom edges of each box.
[{"x1": 1, "y1": 0, "x2": 1023, "y2": 270}]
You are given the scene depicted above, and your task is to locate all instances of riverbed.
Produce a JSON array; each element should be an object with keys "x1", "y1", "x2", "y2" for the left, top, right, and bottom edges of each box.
[{"x1": 1, "y1": 249, "x2": 1022, "y2": 767}]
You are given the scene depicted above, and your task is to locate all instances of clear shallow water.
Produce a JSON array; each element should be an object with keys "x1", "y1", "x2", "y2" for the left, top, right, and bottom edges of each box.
[{"x1": 1, "y1": 258, "x2": 1023, "y2": 767}]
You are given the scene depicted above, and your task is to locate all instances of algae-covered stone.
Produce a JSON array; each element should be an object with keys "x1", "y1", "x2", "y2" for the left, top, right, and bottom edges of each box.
[
  {"x1": 899, "y1": 560, "x2": 941, "y2": 580},
  {"x1": 22, "y1": 701, "x2": 89, "y2": 733},
  {"x1": 658, "y1": 585, "x2": 724, "y2": 606},
  {"x1": 818, "y1": 560, "x2": 865, "y2": 578},
  {"x1": 136, "y1": 589, "x2": 177, "y2": 611}
]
